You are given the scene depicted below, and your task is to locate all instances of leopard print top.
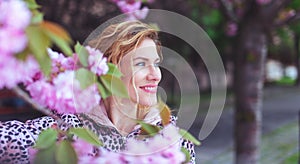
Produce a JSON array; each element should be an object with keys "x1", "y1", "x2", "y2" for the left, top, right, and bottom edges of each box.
[{"x1": 0, "y1": 114, "x2": 195, "y2": 164}]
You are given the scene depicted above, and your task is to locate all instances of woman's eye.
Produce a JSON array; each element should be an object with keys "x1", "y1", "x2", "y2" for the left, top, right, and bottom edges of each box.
[
  {"x1": 135, "y1": 62, "x2": 145, "y2": 66},
  {"x1": 154, "y1": 63, "x2": 160, "y2": 67}
]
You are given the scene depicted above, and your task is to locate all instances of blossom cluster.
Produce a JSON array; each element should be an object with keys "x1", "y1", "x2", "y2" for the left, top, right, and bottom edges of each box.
[
  {"x1": 2, "y1": 0, "x2": 189, "y2": 163},
  {"x1": 86, "y1": 46, "x2": 109, "y2": 76},
  {"x1": 110, "y1": 0, "x2": 152, "y2": 20},
  {"x1": 0, "y1": 0, "x2": 108, "y2": 115},
  {"x1": 26, "y1": 48, "x2": 108, "y2": 114},
  {"x1": 75, "y1": 125, "x2": 186, "y2": 164},
  {"x1": 0, "y1": 0, "x2": 150, "y2": 113},
  {"x1": 0, "y1": 0, "x2": 40, "y2": 89},
  {"x1": 0, "y1": 0, "x2": 30, "y2": 55}
]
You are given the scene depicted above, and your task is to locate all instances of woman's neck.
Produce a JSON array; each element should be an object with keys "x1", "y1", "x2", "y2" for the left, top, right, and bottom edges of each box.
[{"x1": 106, "y1": 97, "x2": 150, "y2": 136}]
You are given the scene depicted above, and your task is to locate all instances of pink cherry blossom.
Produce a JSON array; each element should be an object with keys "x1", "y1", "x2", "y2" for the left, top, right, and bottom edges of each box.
[
  {"x1": 0, "y1": 0, "x2": 31, "y2": 55},
  {"x1": 111, "y1": 0, "x2": 150, "y2": 20},
  {"x1": 26, "y1": 47, "x2": 104, "y2": 114},
  {"x1": 0, "y1": 56, "x2": 39, "y2": 89},
  {"x1": 86, "y1": 46, "x2": 109, "y2": 76},
  {"x1": 116, "y1": 0, "x2": 141, "y2": 13},
  {"x1": 0, "y1": 28, "x2": 27, "y2": 54},
  {"x1": 52, "y1": 71, "x2": 101, "y2": 114},
  {"x1": 0, "y1": 0, "x2": 31, "y2": 30},
  {"x1": 28, "y1": 147, "x2": 38, "y2": 163},
  {"x1": 72, "y1": 84, "x2": 101, "y2": 113},
  {"x1": 26, "y1": 80, "x2": 56, "y2": 108},
  {"x1": 48, "y1": 48, "x2": 77, "y2": 76},
  {"x1": 0, "y1": 0, "x2": 35, "y2": 89},
  {"x1": 225, "y1": 21, "x2": 238, "y2": 37},
  {"x1": 27, "y1": 70, "x2": 101, "y2": 114},
  {"x1": 114, "y1": 125, "x2": 186, "y2": 163},
  {"x1": 126, "y1": 7, "x2": 150, "y2": 21},
  {"x1": 72, "y1": 138, "x2": 95, "y2": 156},
  {"x1": 74, "y1": 125, "x2": 186, "y2": 164},
  {"x1": 19, "y1": 56, "x2": 41, "y2": 85}
]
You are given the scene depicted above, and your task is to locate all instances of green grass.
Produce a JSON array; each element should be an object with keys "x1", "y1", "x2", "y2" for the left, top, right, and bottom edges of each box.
[
  {"x1": 283, "y1": 153, "x2": 298, "y2": 164},
  {"x1": 260, "y1": 122, "x2": 298, "y2": 164},
  {"x1": 202, "y1": 121, "x2": 298, "y2": 164},
  {"x1": 275, "y1": 76, "x2": 296, "y2": 85}
]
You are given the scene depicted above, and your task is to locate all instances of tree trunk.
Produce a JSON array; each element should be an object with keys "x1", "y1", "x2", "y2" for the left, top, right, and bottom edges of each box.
[
  {"x1": 295, "y1": 34, "x2": 300, "y2": 85},
  {"x1": 233, "y1": 17, "x2": 267, "y2": 164}
]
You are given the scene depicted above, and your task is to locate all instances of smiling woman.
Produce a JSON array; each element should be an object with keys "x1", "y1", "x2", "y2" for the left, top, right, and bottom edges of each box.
[
  {"x1": 87, "y1": 21, "x2": 166, "y2": 134},
  {"x1": 0, "y1": 20, "x2": 195, "y2": 164},
  {"x1": 120, "y1": 39, "x2": 162, "y2": 107}
]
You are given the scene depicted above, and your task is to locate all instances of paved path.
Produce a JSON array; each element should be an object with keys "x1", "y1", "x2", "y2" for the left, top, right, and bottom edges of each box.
[{"x1": 190, "y1": 86, "x2": 300, "y2": 163}]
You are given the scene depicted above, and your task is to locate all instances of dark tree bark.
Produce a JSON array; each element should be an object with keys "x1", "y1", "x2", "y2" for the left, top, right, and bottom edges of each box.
[
  {"x1": 234, "y1": 2, "x2": 268, "y2": 164},
  {"x1": 234, "y1": 18, "x2": 266, "y2": 164},
  {"x1": 233, "y1": 1, "x2": 291, "y2": 163}
]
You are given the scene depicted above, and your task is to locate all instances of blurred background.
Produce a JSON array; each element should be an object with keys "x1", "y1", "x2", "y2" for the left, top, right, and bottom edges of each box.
[{"x1": 1, "y1": 0, "x2": 299, "y2": 163}]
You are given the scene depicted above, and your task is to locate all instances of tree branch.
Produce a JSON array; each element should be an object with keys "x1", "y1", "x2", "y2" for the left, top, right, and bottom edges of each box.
[
  {"x1": 263, "y1": 0, "x2": 291, "y2": 18},
  {"x1": 274, "y1": 11, "x2": 300, "y2": 27},
  {"x1": 218, "y1": 0, "x2": 238, "y2": 22},
  {"x1": 12, "y1": 86, "x2": 65, "y2": 126}
]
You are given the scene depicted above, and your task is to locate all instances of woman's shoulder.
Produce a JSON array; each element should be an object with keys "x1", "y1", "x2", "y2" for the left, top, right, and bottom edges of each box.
[
  {"x1": 0, "y1": 114, "x2": 84, "y2": 163},
  {"x1": 60, "y1": 114, "x2": 83, "y2": 128},
  {"x1": 0, "y1": 114, "x2": 83, "y2": 132}
]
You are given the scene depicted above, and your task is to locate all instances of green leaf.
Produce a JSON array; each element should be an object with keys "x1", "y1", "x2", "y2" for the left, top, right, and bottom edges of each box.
[
  {"x1": 179, "y1": 129, "x2": 201, "y2": 146},
  {"x1": 40, "y1": 21, "x2": 73, "y2": 56},
  {"x1": 206, "y1": 28, "x2": 218, "y2": 40},
  {"x1": 106, "y1": 63, "x2": 123, "y2": 78},
  {"x1": 26, "y1": 25, "x2": 52, "y2": 76},
  {"x1": 34, "y1": 143, "x2": 57, "y2": 164},
  {"x1": 34, "y1": 128, "x2": 58, "y2": 149},
  {"x1": 48, "y1": 34, "x2": 73, "y2": 56},
  {"x1": 75, "y1": 68, "x2": 96, "y2": 89},
  {"x1": 75, "y1": 42, "x2": 89, "y2": 67},
  {"x1": 138, "y1": 121, "x2": 160, "y2": 137},
  {"x1": 181, "y1": 147, "x2": 191, "y2": 163},
  {"x1": 56, "y1": 140, "x2": 78, "y2": 164},
  {"x1": 202, "y1": 10, "x2": 222, "y2": 26},
  {"x1": 38, "y1": 56, "x2": 52, "y2": 77},
  {"x1": 100, "y1": 74, "x2": 128, "y2": 98},
  {"x1": 41, "y1": 21, "x2": 72, "y2": 42},
  {"x1": 24, "y1": 0, "x2": 40, "y2": 10},
  {"x1": 290, "y1": 22, "x2": 300, "y2": 34},
  {"x1": 158, "y1": 101, "x2": 171, "y2": 126},
  {"x1": 31, "y1": 11, "x2": 44, "y2": 24},
  {"x1": 289, "y1": 0, "x2": 300, "y2": 9},
  {"x1": 15, "y1": 47, "x2": 30, "y2": 61},
  {"x1": 68, "y1": 128, "x2": 103, "y2": 146},
  {"x1": 97, "y1": 82, "x2": 112, "y2": 99}
]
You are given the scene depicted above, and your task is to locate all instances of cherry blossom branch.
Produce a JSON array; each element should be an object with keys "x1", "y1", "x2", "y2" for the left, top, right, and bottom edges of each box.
[{"x1": 12, "y1": 86, "x2": 65, "y2": 126}]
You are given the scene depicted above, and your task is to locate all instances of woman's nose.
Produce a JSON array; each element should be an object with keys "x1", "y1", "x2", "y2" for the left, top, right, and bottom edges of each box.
[{"x1": 146, "y1": 65, "x2": 161, "y2": 81}]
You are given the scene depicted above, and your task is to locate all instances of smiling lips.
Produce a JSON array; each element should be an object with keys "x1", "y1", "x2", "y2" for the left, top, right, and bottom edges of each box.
[{"x1": 139, "y1": 85, "x2": 158, "y2": 93}]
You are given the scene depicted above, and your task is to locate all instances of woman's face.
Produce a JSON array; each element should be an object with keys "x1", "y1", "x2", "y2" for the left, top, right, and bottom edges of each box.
[{"x1": 119, "y1": 38, "x2": 161, "y2": 107}]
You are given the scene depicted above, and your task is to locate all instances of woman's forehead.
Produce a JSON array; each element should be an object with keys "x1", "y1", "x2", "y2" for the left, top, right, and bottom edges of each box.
[{"x1": 122, "y1": 39, "x2": 159, "y2": 61}]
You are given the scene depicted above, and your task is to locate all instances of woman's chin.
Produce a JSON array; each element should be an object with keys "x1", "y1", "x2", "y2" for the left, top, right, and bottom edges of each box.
[{"x1": 138, "y1": 100, "x2": 157, "y2": 108}]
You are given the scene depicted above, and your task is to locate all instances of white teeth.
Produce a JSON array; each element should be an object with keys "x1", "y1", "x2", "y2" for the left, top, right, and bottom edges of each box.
[{"x1": 145, "y1": 87, "x2": 155, "y2": 90}]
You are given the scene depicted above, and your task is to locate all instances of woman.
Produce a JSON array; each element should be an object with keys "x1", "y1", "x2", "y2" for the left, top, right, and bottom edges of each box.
[{"x1": 0, "y1": 20, "x2": 195, "y2": 163}]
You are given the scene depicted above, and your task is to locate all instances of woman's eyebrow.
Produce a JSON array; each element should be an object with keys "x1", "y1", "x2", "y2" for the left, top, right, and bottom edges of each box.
[
  {"x1": 133, "y1": 57, "x2": 161, "y2": 62},
  {"x1": 133, "y1": 57, "x2": 148, "y2": 61}
]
